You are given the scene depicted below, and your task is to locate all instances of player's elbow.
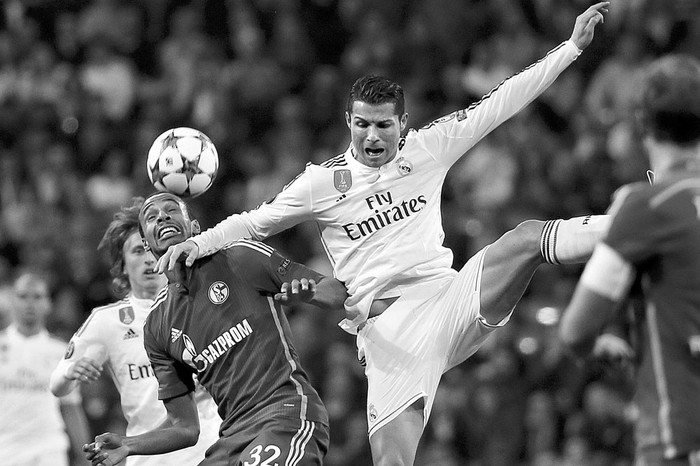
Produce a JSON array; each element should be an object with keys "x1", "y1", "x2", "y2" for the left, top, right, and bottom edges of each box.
[
  {"x1": 49, "y1": 371, "x2": 72, "y2": 398},
  {"x1": 182, "y1": 425, "x2": 200, "y2": 447}
]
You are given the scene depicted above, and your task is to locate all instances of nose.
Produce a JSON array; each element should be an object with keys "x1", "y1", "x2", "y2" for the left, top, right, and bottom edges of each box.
[
  {"x1": 366, "y1": 125, "x2": 380, "y2": 141},
  {"x1": 156, "y1": 209, "x2": 171, "y2": 222}
]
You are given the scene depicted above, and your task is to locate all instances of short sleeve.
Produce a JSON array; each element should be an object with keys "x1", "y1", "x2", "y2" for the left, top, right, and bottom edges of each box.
[
  {"x1": 143, "y1": 313, "x2": 195, "y2": 400},
  {"x1": 230, "y1": 241, "x2": 326, "y2": 293},
  {"x1": 66, "y1": 311, "x2": 109, "y2": 365},
  {"x1": 605, "y1": 187, "x2": 662, "y2": 265}
]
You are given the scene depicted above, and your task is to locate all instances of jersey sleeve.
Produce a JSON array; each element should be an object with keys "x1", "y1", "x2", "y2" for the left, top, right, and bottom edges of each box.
[
  {"x1": 65, "y1": 310, "x2": 110, "y2": 366},
  {"x1": 193, "y1": 168, "x2": 314, "y2": 256},
  {"x1": 229, "y1": 240, "x2": 326, "y2": 294},
  {"x1": 604, "y1": 185, "x2": 664, "y2": 265},
  {"x1": 419, "y1": 40, "x2": 581, "y2": 167},
  {"x1": 143, "y1": 311, "x2": 196, "y2": 400}
]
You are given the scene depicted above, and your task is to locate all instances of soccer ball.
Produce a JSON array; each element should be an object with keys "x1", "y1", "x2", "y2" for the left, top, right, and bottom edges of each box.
[{"x1": 147, "y1": 127, "x2": 219, "y2": 198}]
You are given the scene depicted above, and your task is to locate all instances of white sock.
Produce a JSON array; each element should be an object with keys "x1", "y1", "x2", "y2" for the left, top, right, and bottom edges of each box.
[{"x1": 540, "y1": 215, "x2": 611, "y2": 264}]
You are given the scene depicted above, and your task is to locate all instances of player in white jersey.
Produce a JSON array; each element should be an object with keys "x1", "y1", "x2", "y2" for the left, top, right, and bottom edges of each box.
[
  {"x1": 49, "y1": 198, "x2": 220, "y2": 465},
  {"x1": 157, "y1": 4, "x2": 610, "y2": 465},
  {"x1": 0, "y1": 271, "x2": 91, "y2": 466}
]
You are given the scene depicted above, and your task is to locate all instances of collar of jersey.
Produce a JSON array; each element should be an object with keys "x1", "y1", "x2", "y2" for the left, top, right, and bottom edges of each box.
[{"x1": 345, "y1": 146, "x2": 395, "y2": 174}]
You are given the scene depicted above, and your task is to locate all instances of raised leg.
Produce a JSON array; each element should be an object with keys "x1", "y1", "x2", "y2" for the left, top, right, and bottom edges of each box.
[{"x1": 369, "y1": 399, "x2": 424, "y2": 466}]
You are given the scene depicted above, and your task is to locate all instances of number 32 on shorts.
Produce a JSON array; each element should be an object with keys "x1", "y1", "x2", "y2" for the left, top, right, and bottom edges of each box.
[{"x1": 243, "y1": 443, "x2": 281, "y2": 466}]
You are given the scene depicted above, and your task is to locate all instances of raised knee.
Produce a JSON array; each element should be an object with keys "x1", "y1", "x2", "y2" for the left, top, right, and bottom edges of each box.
[{"x1": 502, "y1": 219, "x2": 546, "y2": 257}]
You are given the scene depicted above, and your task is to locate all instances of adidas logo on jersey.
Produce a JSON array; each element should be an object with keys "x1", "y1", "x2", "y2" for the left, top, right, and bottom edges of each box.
[
  {"x1": 171, "y1": 328, "x2": 182, "y2": 343},
  {"x1": 123, "y1": 328, "x2": 138, "y2": 340}
]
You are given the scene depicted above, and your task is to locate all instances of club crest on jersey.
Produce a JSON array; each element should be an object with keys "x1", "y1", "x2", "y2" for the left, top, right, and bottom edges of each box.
[
  {"x1": 396, "y1": 157, "x2": 413, "y2": 177},
  {"x1": 208, "y1": 281, "x2": 229, "y2": 304},
  {"x1": 334, "y1": 169, "x2": 352, "y2": 193},
  {"x1": 119, "y1": 306, "x2": 135, "y2": 325},
  {"x1": 368, "y1": 404, "x2": 378, "y2": 423},
  {"x1": 277, "y1": 258, "x2": 291, "y2": 275}
]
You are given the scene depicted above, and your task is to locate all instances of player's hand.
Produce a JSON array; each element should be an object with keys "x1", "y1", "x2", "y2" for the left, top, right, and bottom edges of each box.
[
  {"x1": 156, "y1": 239, "x2": 200, "y2": 273},
  {"x1": 66, "y1": 357, "x2": 103, "y2": 383},
  {"x1": 84, "y1": 433, "x2": 128, "y2": 466},
  {"x1": 569, "y1": 2, "x2": 609, "y2": 51},
  {"x1": 274, "y1": 278, "x2": 317, "y2": 305}
]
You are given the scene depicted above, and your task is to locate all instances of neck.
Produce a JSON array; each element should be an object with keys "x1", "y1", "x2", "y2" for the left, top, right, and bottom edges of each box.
[
  {"x1": 647, "y1": 138, "x2": 700, "y2": 181},
  {"x1": 131, "y1": 287, "x2": 159, "y2": 300},
  {"x1": 15, "y1": 323, "x2": 42, "y2": 337}
]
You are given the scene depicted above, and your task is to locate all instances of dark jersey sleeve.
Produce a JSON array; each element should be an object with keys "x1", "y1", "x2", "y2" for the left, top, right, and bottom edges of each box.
[
  {"x1": 227, "y1": 240, "x2": 326, "y2": 294},
  {"x1": 604, "y1": 184, "x2": 666, "y2": 265},
  {"x1": 143, "y1": 309, "x2": 196, "y2": 400}
]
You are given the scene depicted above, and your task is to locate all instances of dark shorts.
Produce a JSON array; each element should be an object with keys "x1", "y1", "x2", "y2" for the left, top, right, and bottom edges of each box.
[{"x1": 199, "y1": 417, "x2": 329, "y2": 466}]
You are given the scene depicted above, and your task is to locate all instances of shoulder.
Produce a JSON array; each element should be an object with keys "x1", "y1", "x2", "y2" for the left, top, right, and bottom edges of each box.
[
  {"x1": 46, "y1": 332, "x2": 69, "y2": 347},
  {"x1": 144, "y1": 288, "x2": 170, "y2": 333},
  {"x1": 223, "y1": 239, "x2": 276, "y2": 261},
  {"x1": 74, "y1": 299, "x2": 131, "y2": 334},
  {"x1": 608, "y1": 181, "x2": 652, "y2": 216},
  {"x1": 317, "y1": 153, "x2": 349, "y2": 170},
  {"x1": 90, "y1": 298, "x2": 132, "y2": 318}
]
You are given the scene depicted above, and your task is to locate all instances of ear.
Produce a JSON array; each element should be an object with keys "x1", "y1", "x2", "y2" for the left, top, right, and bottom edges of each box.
[
  {"x1": 345, "y1": 111, "x2": 352, "y2": 128},
  {"x1": 191, "y1": 219, "x2": 201, "y2": 236},
  {"x1": 400, "y1": 112, "x2": 409, "y2": 132},
  {"x1": 142, "y1": 238, "x2": 150, "y2": 252}
]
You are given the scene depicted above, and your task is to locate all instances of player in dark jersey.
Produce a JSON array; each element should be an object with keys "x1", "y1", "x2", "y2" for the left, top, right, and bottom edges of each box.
[
  {"x1": 560, "y1": 55, "x2": 700, "y2": 465},
  {"x1": 84, "y1": 192, "x2": 347, "y2": 466}
]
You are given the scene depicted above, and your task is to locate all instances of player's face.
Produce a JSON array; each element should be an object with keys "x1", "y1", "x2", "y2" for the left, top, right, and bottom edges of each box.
[
  {"x1": 346, "y1": 101, "x2": 408, "y2": 168},
  {"x1": 140, "y1": 196, "x2": 193, "y2": 258},
  {"x1": 13, "y1": 275, "x2": 51, "y2": 329},
  {"x1": 123, "y1": 231, "x2": 166, "y2": 299}
]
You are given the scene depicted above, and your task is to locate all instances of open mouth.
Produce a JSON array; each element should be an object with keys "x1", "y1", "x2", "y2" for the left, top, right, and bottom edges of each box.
[
  {"x1": 365, "y1": 147, "x2": 384, "y2": 157},
  {"x1": 158, "y1": 226, "x2": 180, "y2": 240}
]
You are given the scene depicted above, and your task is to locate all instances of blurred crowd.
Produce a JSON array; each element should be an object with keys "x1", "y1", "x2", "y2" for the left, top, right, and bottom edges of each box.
[{"x1": 0, "y1": 0, "x2": 699, "y2": 464}]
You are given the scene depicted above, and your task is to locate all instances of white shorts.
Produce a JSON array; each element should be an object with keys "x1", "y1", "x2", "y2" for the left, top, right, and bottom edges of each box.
[{"x1": 356, "y1": 247, "x2": 512, "y2": 437}]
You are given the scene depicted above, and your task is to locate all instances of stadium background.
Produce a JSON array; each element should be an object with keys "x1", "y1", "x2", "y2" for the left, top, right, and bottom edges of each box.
[{"x1": 0, "y1": 0, "x2": 698, "y2": 464}]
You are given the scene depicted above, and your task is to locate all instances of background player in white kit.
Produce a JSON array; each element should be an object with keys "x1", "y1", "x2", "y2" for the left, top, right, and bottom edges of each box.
[
  {"x1": 50, "y1": 197, "x2": 220, "y2": 465},
  {"x1": 157, "y1": 3, "x2": 610, "y2": 465},
  {"x1": 0, "y1": 271, "x2": 91, "y2": 466}
]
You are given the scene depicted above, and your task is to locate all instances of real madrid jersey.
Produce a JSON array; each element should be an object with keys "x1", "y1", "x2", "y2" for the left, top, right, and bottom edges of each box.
[
  {"x1": 603, "y1": 171, "x2": 700, "y2": 458},
  {"x1": 192, "y1": 40, "x2": 582, "y2": 332},
  {"x1": 60, "y1": 294, "x2": 220, "y2": 466},
  {"x1": 0, "y1": 326, "x2": 78, "y2": 465},
  {"x1": 143, "y1": 240, "x2": 328, "y2": 436}
]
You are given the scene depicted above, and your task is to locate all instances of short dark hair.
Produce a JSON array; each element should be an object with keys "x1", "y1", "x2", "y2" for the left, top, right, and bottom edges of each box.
[
  {"x1": 346, "y1": 75, "x2": 405, "y2": 117},
  {"x1": 636, "y1": 54, "x2": 700, "y2": 145},
  {"x1": 98, "y1": 197, "x2": 144, "y2": 297}
]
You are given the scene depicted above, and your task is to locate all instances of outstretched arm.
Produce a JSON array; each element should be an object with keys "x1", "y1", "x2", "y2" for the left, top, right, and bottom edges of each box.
[
  {"x1": 84, "y1": 392, "x2": 200, "y2": 466},
  {"x1": 431, "y1": 2, "x2": 610, "y2": 167},
  {"x1": 569, "y1": 2, "x2": 609, "y2": 51}
]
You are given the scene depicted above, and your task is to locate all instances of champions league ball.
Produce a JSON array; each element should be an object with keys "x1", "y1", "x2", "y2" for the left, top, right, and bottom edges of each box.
[{"x1": 147, "y1": 127, "x2": 219, "y2": 198}]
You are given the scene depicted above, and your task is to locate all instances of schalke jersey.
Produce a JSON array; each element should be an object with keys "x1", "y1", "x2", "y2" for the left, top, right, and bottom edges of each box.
[
  {"x1": 62, "y1": 294, "x2": 220, "y2": 465},
  {"x1": 193, "y1": 40, "x2": 583, "y2": 332},
  {"x1": 604, "y1": 170, "x2": 700, "y2": 458},
  {"x1": 143, "y1": 240, "x2": 328, "y2": 437}
]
